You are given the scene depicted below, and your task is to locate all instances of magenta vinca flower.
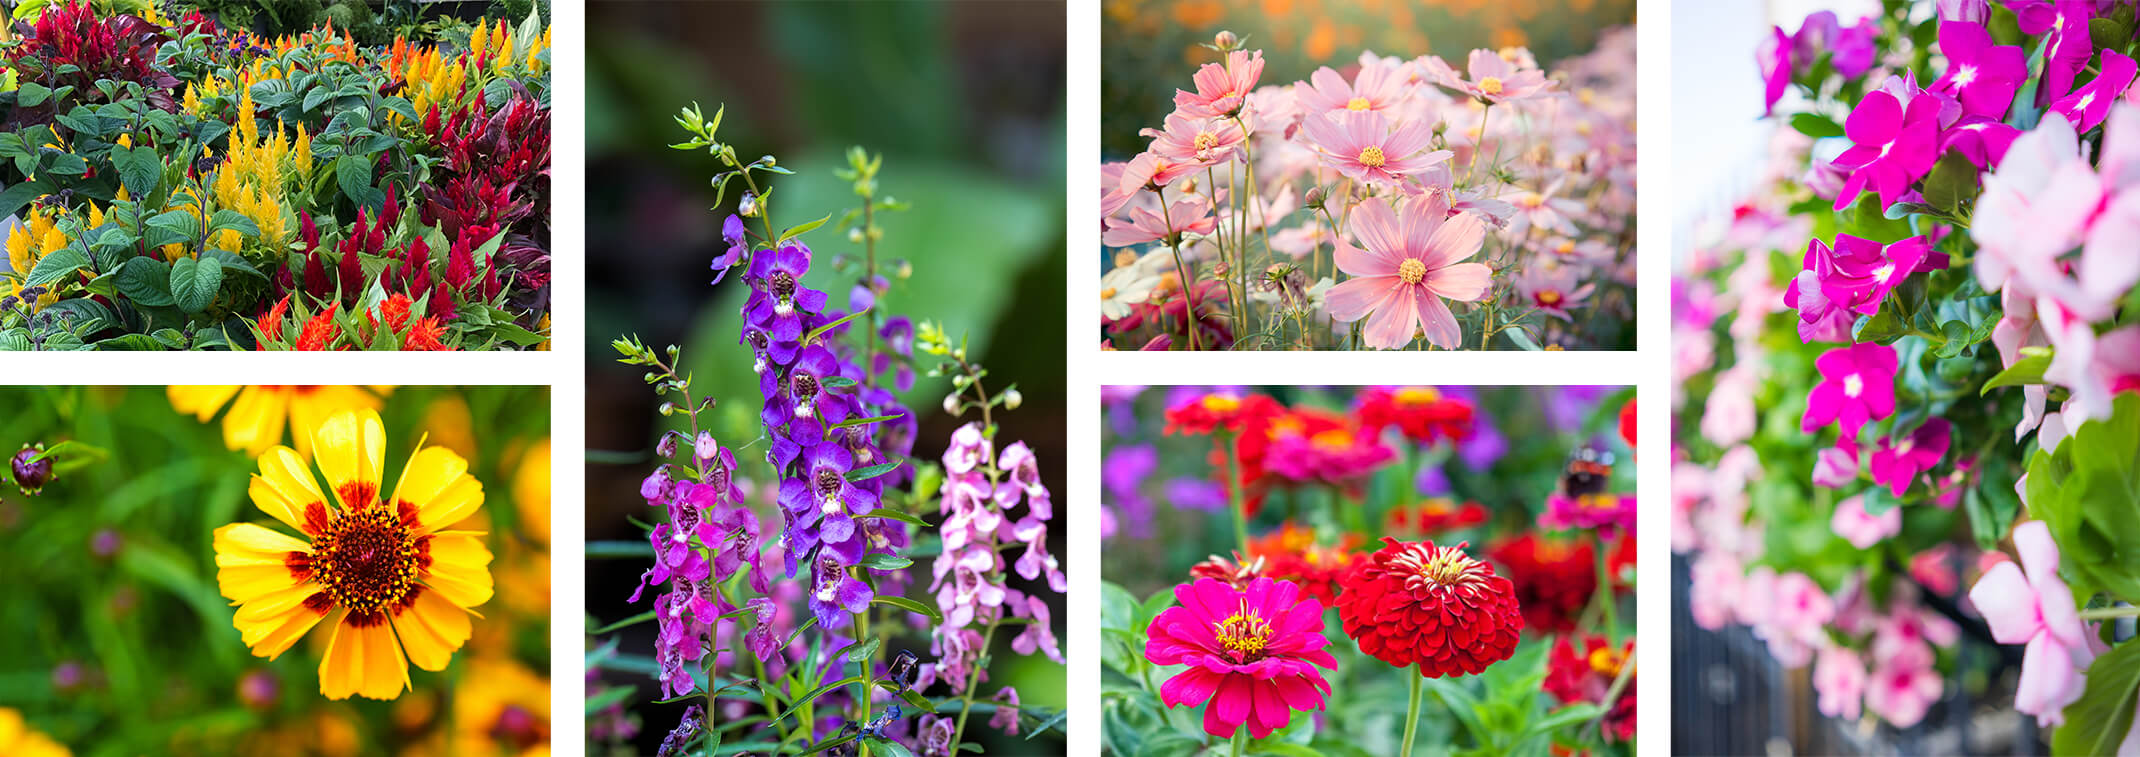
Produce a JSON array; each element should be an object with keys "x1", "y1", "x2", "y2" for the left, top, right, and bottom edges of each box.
[
  {"x1": 1832, "y1": 77, "x2": 1951, "y2": 210},
  {"x1": 1101, "y1": 195, "x2": 1218, "y2": 247},
  {"x1": 1932, "y1": 21, "x2": 2027, "y2": 118},
  {"x1": 1802, "y1": 342, "x2": 1899, "y2": 437},
  {"x1": 1940, "y1": 114, "x2": 2023, "y2": 168},
  {"x1": 1146, "y1": 577, "x2": 1337, "y2": 739},
  {"x1": 1968, "y1": 520, "x2": 2097, "y2": 726},
  {"x1": 1758, "y1": 25, "x2": 1795, "y2": 116},
  {"x1": 1793, "y1": 11, "x2": 1877, "y2": 79},
  {"x1": 1325, "y1": 195, "x2": 1490, "y2": 350},
  {"x1": 1300, "y1": 109, "x2": 1448, "y2": 188},
  {"x1": 1783, "y1": 234, "x2": 1938, "y2": 343},
  {"x1": 2052, "y1": 48, "x2": 2138, "y2": 132},
  {"x1": 2038, "y1": 0, "x2": 2095, "y2": 105},
  {"x1": 1294, "y1": 60, "x2": 1408, "y2": 116},
  {"x1": 1142, "y1": 112, "x2": 1247, "y2": 170},
  {"x1": 1869, "y1": 418, "x2": 1951, "y2": 496},
  {"x1": 1174, "y1": 50, "x2": 1265, "y2": 119}
]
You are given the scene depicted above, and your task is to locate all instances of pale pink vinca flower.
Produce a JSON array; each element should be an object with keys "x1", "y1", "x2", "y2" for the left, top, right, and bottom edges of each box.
[
  {"x1": 1813, "y1": 645, "x2": 1868, "y2": 720},
  {"x1": 1299, "y1": 109, "x2": 1448, "y2": 188},
  {"x1": 1968, "y1": 520, "x2": 2096, "y2": 727},
  {"x1": 1323, "y1": 194, "x2": 1490, "y2": 349},
  {"x1": 1864, "y1": 647, "x2": 1943, "y2": 727},
  {"x1": 1830, "y1": 494, "x2": 1899, "y2": 549}
]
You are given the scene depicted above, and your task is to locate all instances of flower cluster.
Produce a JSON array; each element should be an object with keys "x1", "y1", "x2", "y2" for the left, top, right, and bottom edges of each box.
[
  {"x1": 1099, "y1": 28, "x2": 1637, "y2": 350},
  {"x1": 930, "y1": 421, "x2": 1066, "y2": 693}
]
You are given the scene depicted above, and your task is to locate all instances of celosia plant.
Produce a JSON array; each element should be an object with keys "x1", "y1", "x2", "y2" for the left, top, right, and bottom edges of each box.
[
  {"x1": 1098, "y1": 27, "x2": 1637, "y2": 350},
  {"x1": 1676, "y1": 0, "x2": 2140, "y2": 749},
  {"x1": 0, "y1": 2, "x2": 551, "y2": 350},
  {"x1": 1104, "y1": 386, "x2": 1637, "y2": 755},
  {"x1": 587, "y1": 104, "x2": 1066, "y2": 756}
]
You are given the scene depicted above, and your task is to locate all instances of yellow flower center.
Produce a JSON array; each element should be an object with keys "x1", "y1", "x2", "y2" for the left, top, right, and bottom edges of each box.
[
  {"x1": 1523, "y1": 193, "x2": 1545, "y2": 208},
  {"x1": 1576, "y1": 493, "x2": 1619, "y2": 511},
  {"x1": 1214, "y1": 601, "x2": 1274, "y2": 663},
  {"x1": 1578, "y1": 87, "x2": 1596, "y2": 105},
  {"x1": 1538, "y1": 290, "x2": 1564, "y2": 307},
  {"x1": 307, "y1": 500, "x2": 421, "y2": 622},
  {"x1": 1480, "y1": 76, "x2": 1504, "y2": 95},
  {"x1": 1557, "y1": 241, "x2": 1576, "y2": 256},
  {"x1": 1395, "y1": 387, "x2": 1442, "y2": 406},
  {"x1": 1358, "y1": 145, "x2": 1387, "y2": 168},
  {"x1": 1114, "y1": 249, "x2": 1139, "y2": 268},
  {"x1": 1194, "y1": 131, "x2": 1219, "y2": 152},
  {"x1": 1588, "y1": 647, "x2": 1625, "y2": 677},
  {"x1": 1101, "y1": 287, "x2": 1119, "y2": 300},
  {"x1": 1398, "y1": 258, "x2": 1427, "y2": 285},
  {"x1": 1391, "y1": 541, "x2": 1489, "y2": 589},
  {"x1": 1202, "y1": 394, "x2": 1241, "y2": 413},
  {"x1": 1309, "y1": 429, "x2": 1354, "y2": 451},
  {"x1": 1346, "y1": 96, "x2": 1371, "y2": 111}
]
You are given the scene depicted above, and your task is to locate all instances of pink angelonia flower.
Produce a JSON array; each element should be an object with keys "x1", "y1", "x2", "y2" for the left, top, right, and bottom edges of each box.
[
  {"x1": 1813, "y1": 436, "x2": 1861, "y2": 488},
  {"x1": 1102, "y1": 195, "x2": 1217, "y2": 247},
  {"x1": 1803, "y1": 342, "x2": 1899, "y2": 437},
  {"x1": 1968, "y1": 520, "x2": 2096, "y2": 727},
  {"x1": 1869, "y1": 418, "x2": 1952, "y2": 497},
  {"x1": 1142, "y1": 112, "x2": 1247, "y2": 169},
  {"x1": 1833, "y1": 75, "x2": 1953, "y2": 210},
  {"x1": 1174, "y1": 49, "x2": 1265, "y2": 118},
  {"x1": 1145, "y1": 577, "x2": 1338, "y2": 739},
  {"x1": 1932, "y1": 21, "x2": 2027, "y2": 118},
  {"x1": 1419, "y1": 49, "x2": 1554, "y2": 104},
  {"x1": 1813, "y1": 646, "x2": 1868, "y2": 720},
  {"x1": 2038, "y1": 1, "x2": 2095, "y2": 105},
  {"x1": 2051, "y1": 48, "x2": 2138, "y2": 132},
  {"x1": 1830, "y1": 494, "x2": 1900, "y2": 549},
  {"x1": 1864, "y1": 650, "x2": 1943, "y2": 727},
  {"x1": 1294, "y1": 61, "x2": 1408, "y2": 117},
  {"x1": 1324, "y1": 195, "x2": 1490, "y2": 349},
  {"x1": 1300, "y1": 109, "x2": 1448, "y2": 188}
]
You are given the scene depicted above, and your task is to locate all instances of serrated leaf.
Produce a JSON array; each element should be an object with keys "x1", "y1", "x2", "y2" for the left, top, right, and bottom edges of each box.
[
  {"x1": 114, "y1": 256, "x2": 174, "y2": 306},
  {"x1": 110, "y1": 145, "x2": 160, "y2": 199},
  {"x1": 169, "y1": 255, "x2": 223, "y2": 313},
  {"x1": 335, "y1": 153, "x2": 375, "y2": 206},
  {"x1": 24, "y1": 245, "x2": 89, "y2": 287}
]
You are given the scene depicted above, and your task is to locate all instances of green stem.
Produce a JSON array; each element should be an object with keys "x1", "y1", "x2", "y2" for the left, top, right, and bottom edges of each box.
[
  {"x1": 1467, "y1": 103, "x2": 1492, "y2": 185},
  {"x1": 1158, "y1": 183, "x2": 1202, "y2": 350},
  {"x1": 1596, "y1": 534, "x2": 1618, "y2": 644},
  {"x1": 1217, "y1": 430, "x2": 1250, "y2": 551},
  {"x1": 1400, "y1": 669, "x2": 1424, "y2": 756},
  {"x1": 852, "y1": 604, "x2": 873, "y2": 757},
  {"x1": 2079, "y1": 605, "x2": 2140, "y2": 621},
  {"x1": 948, "y1": 615, "x2": 1005, "y2": 749},
  {"x1": 1229, "y1": 725, "x2": 1249, "y2": 757}
]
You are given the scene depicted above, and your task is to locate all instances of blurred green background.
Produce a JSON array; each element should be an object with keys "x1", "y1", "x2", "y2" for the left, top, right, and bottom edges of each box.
[
  {"x1": 1099, "y1": 0, "x2": 1636, "y2": 157},
  {"x1": 583, "y1": 1, "x2": 1068, "y2": 753},
  {"x1": 0, "y1": 386, "x2": 552, "y2": 757}
]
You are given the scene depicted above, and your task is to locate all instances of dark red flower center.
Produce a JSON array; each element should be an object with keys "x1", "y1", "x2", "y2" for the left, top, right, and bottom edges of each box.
[{"x1": 311, "y1": 505, "x2": 422, "y2": 620}]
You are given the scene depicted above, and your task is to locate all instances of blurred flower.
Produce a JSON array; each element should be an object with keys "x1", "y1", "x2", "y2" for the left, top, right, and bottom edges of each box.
[
  {"x1": 1829, "y1": 495, "x2": 1899, "y2": 549},
  {"x1": 1337, "y1": 538, "x2": 1522, "y2": 676},
  {"x1": 1540, "y1": 492, "x2": 1636, "y2": 540},
  {"x1": 238, "y1": 669, "x2": 280, "y2": 711},
  {"x1": 168, "y1": 386, "x2": 384, "y2": 458},
  {"x1": 1244, "y1": 522, "x2": 1360, "y2": 605},
  {"x1": 1145, "y1": 577, "x2": 1336, "y2": 738},
  {"x1": 1262, "y1": 406, "x2": 1396, "y2": 487},
  {"x1": 1543, "y1": 634, "x2": 1634, "y2": 742},
  {"x1": 1969, "y1": 520, "x2": 2095, "y2": 726},
  {"x1": 419, "y1": 393, "x2": 477, "y2": 461},
  {"x1": 1386, "y1": 498, "x2": 1488, "y2": 536},
  {"x1": 513, "y1": 439, "x2": 551, "y2": 545},
  {"x1": 447, "y1": 657, "x2": 550, "y2": 755},
  {"x1": 211, "y1": 408, "x2": 493, "y2": 700},
  {"x1": 1354, "y1": 386, "x2": 1473, "y2": 445},
  {"x1": 1813, "y1": 646, "x2": 1867, "y2": 720},
  {"x1": 1490, "y1": 533, "x2": 1595, "y2": 635},
  {"x1": 0, "y1": 708, "x2": 69, "y2": 757}
]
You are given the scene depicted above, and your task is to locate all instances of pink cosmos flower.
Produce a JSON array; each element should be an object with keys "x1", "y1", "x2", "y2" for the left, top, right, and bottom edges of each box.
[
  {"x1": 1802, "y1": 342, "x2": 1899, "y2": 437},
  {"x1": 1102, "y1": 195, "x2": 1217, "y2": 247},
  {"x1": 2051, "y1": 48, "x2": 2138, "y2": 132},
  {"x1": 1100, "y1": 155, "x2": 1159, "y2": 218},
  {"x1": 1294, "y1": 61, "x2": 1408, "y2": 117},
  {"x1": 1496, "y1": 179, "x2": 1584, "y2": 236},
  {"x1": 1968, "y1": 520, "x2": 2096, "y2": 726},
  {"x1": 1175, "y1": 50, "x2": 1265, "y2": 118},
  {"x1": 1812, "y1": 436, "x2": 1861, "y2": 488},
  {"x1": 1324, "y1": 195, "x2": 1490, "y2": 349},
  {"x1": 2038, "y1": 1, "x2": 2094, "y2": 105},
  {"x1": 1514, "y1": 264, "x2": 1594, "y2": 321},
  {"x1": 1830, "y1": 494, "x2": 1900, "y2": 549},
  {"x1": 1833, "y1": 75, "x2": 1952, "y2": 210},
  {"x1": 1419, "y1": 49, "x2": 1553, "y2": 104},
  {"x1": 1142, "y1": 112, "x2": 1247, "y2": 169},
  {"x1": 1864, "y1": 650, "x2": 1943, "y2": 727},
  {"x1": 1145, "y1": 577, "x2": 1338, "y2": 739},
  {"x1": 1932, "y1": 21, "x2": 2027, "y2": 118},
  {"x1": 1869, "y1": 418, "x2": 1951, "y2": 497},
  {"x1": 1299, "y1": 110, "x2": 1448, "y2": 188},
  {"x1": 1813, "y1": 646, "x2": 1868, "y2": 720}
]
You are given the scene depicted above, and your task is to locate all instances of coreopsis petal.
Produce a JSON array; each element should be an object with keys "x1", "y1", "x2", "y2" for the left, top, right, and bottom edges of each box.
[
  {"x1": 392, "y1": 588, "x2": 473, "y2": 671},
  {"x1": 422, "y1": 533, "x2": 497, "y2": 608},
  {"x1": 388, "y1": 444, "x2": 484, "y2": 533},
  {"x1": 318, "y1": 613, "x2": 411, "y2": 700},
  {"x1": 313, "y1": 408, "x2": 386, "y2": 510}
]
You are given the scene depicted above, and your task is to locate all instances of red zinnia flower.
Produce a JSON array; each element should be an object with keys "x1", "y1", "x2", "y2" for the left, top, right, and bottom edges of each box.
[
  {"x1": 1356, "y1": 386, "x2": 1475, "y2": 445},
  {"x1": 1490, "y1": 533, "x2": 1596, "y2": 635},
  {"x1": 1618, "y1": 397, "x2": 1637, "y2": 448},
  {"x1": 1386, "y1": 498, "x2": 1489, "y2": 536},
  {"x1": 1164, "y1": 392, "x2": 1282, "y2": 436},
  {"x1": 1146, "y1": 577, "x2": 1337, "y2": 739},
  {"x1": 1263, "y1": 407, "x2": 1396, "y2": 487},
  {"x1": 1544, "y1": 634, "x2": 1636, "y2": 742},
  {"x1": 1336, "y1": 538, "x2": 1522, "y2": 677},
  {"x1": 1245, "y1": 522, "x2": 1361, "y2": 605}
]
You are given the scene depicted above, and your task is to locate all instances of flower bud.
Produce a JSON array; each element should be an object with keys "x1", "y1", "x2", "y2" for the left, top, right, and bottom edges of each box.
[
  {"x1": 694, "y1": 432, "x2": 719, "y2": 466},
  {"x1": 1303, "y1": 185, "x2": 1325, "y2": 209},
  {"x1": 1215, "y1": 30, "x2": 1239, "y2": 50},
  {"x1": 849, "y1": 227, "x2": 865, "y2": 243},
  {"x1": 238, "y1": 669, "x2": 280, "y2": 711},
  {"x1": 1002, "y1": 388, "x2": 1023, "y2": 410},
  {"x1": 738, "y1": 193, "x2": 759, "y2": 217},
  {"x1": 943, "y1": 393, "x2": 961, "y2": 415},
  {"x1": 11, "y1": 444, "x2": 52, "y2": 495}
]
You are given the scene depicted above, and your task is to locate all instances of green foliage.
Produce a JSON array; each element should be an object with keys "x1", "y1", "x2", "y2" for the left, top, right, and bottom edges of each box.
[{"x1": 2025, "y1": 393, "x2": 2140, "y2": 601}]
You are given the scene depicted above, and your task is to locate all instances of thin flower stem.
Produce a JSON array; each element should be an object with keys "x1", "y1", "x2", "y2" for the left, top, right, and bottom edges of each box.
[
  {"x1": 1216, "y1": 430, "x2": 1251, "y2": 552},
  {"x1": 1157, "y1": 183, "x2": 1203, "y2": 350},
  {"x1": 948, "y1": 614, "x2": 1005, "y2": 750},
  {"x1": 1596, "y1": 534, "x2": 1618, "y2": 644},
  {"x1": 1468, "y1": 103, "x2": 1492, "y2": 186},
  {"x1": 1400, "y1": 669, "x2": 1424, "y2": 756},
  {"x1": 2079, "y1": 606, "x2": 2140, "y2": 620},
  {"x1": 1590, "y1": 639, "x2": 1636, "y2": 741},
  {"x1": 861, "y1": 197, "x2": 878, "y2": 387},
  {"x1": 1229, "y1": 725, "x2": 1249, "y2": 757}
]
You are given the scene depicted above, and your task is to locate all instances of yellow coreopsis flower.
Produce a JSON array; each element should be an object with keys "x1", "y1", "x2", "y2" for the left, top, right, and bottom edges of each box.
[
  {"x1": 212, "y1": 408, "x2": 495, "y2": 701},
  {"x1": 169, "y1": 385, "x2": 386, "y2": 458},
  {"x1": 0, "y1": 708, "x2": 69, "y2": 757}
]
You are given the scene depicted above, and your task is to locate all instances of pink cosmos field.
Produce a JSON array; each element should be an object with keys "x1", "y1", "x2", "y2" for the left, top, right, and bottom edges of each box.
[
  {"x1": 1678, "y1": 0, "x2": 2140, "y2": 752},
  {"x1": 1098, "y1": 29, "x2": 1637, "y2": 351}
]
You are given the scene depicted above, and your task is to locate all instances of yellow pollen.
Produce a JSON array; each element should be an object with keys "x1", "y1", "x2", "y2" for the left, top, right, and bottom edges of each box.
[
  {"x1": 1557, "y1": 241, "x2": 1576, "y2": 256},
  {"x1": 1346, "y1": 96, "x2": 1371, "y2": 111},
  {"x1": 1538, "y1": 290, "x2": 1564, "y2": 307},
  {"x1": 1398, "y1": 258, "x2": 1427, "y2": 285},
  {"x1": 1480, "y1": 76, "x2": 1504, "y2": 95},
  {"x1": 1578, "y1": 87, "x2": 1596, "y2": 105},
  {"x1": 1214, "y1": 602, "x2": 1274, "y2": 662},
  {"x1": 1202, "y1": 395, "x2": 1241, "y2": 413},
  {"x1": 1101, "y1": 287, "x2": 1119, "y2": 300},
  {"x1": 312, "y1": 504, "x2": 421, "y2": 619},
  {"x1": 1394, "y1": 387, "x2": 1441, "y2": 406},
  {"x1": 1523, "y1": 193, "x2": 1545, "y2": 208},
  {"x1": 1588, "y1": 647, "x2": 1625, "y2": 677},
  {"x1": 1194, "y1": 131, "x2": 1219, "y2": 152},
  {"x1": 1358, "y1": 145, "x2": 1387, "y2": 168},
  {"x1": 1309, "y1": 429, "x2": 1354, "y2": 451},
  {"x1": 1114, "y1": 249, "x2": 1139, "y2": 268}
]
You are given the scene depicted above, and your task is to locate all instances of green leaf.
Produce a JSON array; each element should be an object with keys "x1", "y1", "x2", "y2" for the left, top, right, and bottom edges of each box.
[
  {"x1": 864, "y1": 737, "x2": 914, "y2": 757},
  {"x1": 779, "y1": 212, "x2": 834, "y2": 243},
  {"x1": 113, "y1": 256, "x2": 174, "y2": 306},
  {"x1": 845, "y1": 636, "x2": 881, "y2": 662},
  {"x1": 1528, "y1": 703, "x2": 1604, "y2": 735},
  {"x1": 168, "y1": 255, "x2": 224, "y2": 314},
  {"x1": 589, "y1": 610, "x2": 657, "y2": 635},
  {"x1": 143, "y1": 208, "x2": 200, "y2": 249},
  {"x1": 844, "y1": 461, "x2": 901, "y2": 482},
  {"x1": 110, "y1": 145, "x2": 161, "y2": 200},
  {"x1": 584, "y1": 685, "x2": 634, "y2": 716},
  {"x1": 857, "y1": 553, "x2": 913, "y2": 571},
  {"x1": 334, "y1": 153, "x2": 376, "y2": 206},
  {"x1": 24, "y1": 245, "x2": 90, "y2": 287},
  {"x1": 1101, "y1": 581, "x2": 1138, "y2": 632},
  {"x1": 1983, "y1": 347, "x2": 2055, "y2": 394},
  {"x1": 870, "y1": 594, "x2": 943, "y2": 624},
  {"x1": 1789, "y1": 112, "x2": 1846, "y2": 139},
  {"x1": 828, "y1": 413, "x2": 903, "y2": 431},
  {"x1": 17, "y1": 81, "x2": 51, "y2": 108},
  {"x1": 822, "y1": 376, "x2": 860, "y2": 388},
  {"x1": 206, "y1": 209, "x2": 260, "y2": 241},
  {"x1": 858, "y1": 507, "x2": 931, "y2": 527},
  {"x1": 1923, "y1": 151, "x2": 1980, "y2": 214},
  {"x1": 2054, "y1": 639, "x2": 2140, "y2": 755},
  {"x1": 803, "y1": 307, "x2": 869, "y2": 345}
]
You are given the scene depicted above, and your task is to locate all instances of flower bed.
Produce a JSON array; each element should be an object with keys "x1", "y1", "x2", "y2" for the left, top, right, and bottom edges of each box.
[
  {"x1": 1676, "y1": 0, "x2": 2140, "y2": 750},
  {"x1": 1096, "y1": 24, "x2": 1636, "y2": 351},
  {"x1": 1100, "y1": 386, "x2": 1637, "y2": 755},
  {"x1": 0, "y1": 1, "x2": 550, "y2": 350}
]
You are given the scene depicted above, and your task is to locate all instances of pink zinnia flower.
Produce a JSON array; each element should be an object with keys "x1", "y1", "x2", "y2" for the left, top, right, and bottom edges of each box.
[
  {"x1": 1813, "y1": 646, "x2": 1868, "y2": 720},
  {"x1": 2051, "y1": 48, "x2": 2137, "y2": 132},
  {"x1": 1102, "y1": 195, "x2": 1217, "y2": 247},
  {"x1": 1803, "y1": 342, "x2": 1900, "y2": 437},
  {"x1": 1174, "y1": 50, "x2": 1265, "y2": 118},
  {"x1": 1830, "y1": 494, "x2": 1900, "y2": 549},
  {"x1": 1932, "y1": 21, "x2": 2027, "y2": 118},
  {"x1": 1869, "y1": 418, "x2": 1951, "y2": 496},
  {"x1": 1145, "y1": 577, "x2": 1337, "y2": 739},
  {"x1": 1832, "y1": 75, "x2": 1952, "y2": 210},
  {"x1": 1294, "y1": 61, "x2": 1408, "y2": 116},
  {"x1": 1968, "y1": 520, "x2": 2096, "y2": 726},
  {"x1": 1540, "y1": 492, "x2": 1637, "y2": 540},
  {"x1": 1142, "y1": 112, "x2": 1247, "y2": 169},
  {"x1": 1324, "y1": 195, "x2": 1490, "y2": 350},
  {"x1": 1300, "y1": 109, "x2": 1447, "y2": 187},
  {"x1": 1420, "y1": 49, "x2": 1554, "y2": 104}
]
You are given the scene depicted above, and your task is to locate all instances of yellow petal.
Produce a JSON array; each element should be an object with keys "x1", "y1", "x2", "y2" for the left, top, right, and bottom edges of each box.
[
  {"x1": 233, "y1": 581, "x2": 329, "y2": 659},
  {"x1": 312, "y1": 408, "x2": 386, "y2": 511},
  {"x1": 167, "y1": 385, "x2": 240, "y2": 421},
  {"x1": 420, "y1": 534, "x2": 493, "y2": 609},
  {"x1": 250, "y1": 447, "x2": 329, "y2": 535},
  {"x1": 212, "y1": 523, "x2": 309, "y2": 603},
  {"x1": 318, "y1": 613, "x2": 410, "y2": 701},
  {"x1": 223, "y1": 386, "x2": 291, "y2": 457},
  {"x1": 391, "y1": 587, "x2": 471, "y2": 672},
  {"x1": 389, "y1": 445, "x2": 483, "y2": 534}
]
